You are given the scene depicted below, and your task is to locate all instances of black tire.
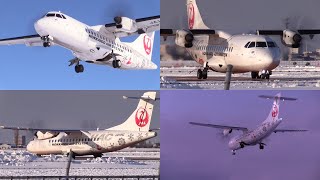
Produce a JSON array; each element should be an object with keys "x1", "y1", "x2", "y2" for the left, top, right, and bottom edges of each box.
[
  {"x1": 197, "y1": 69, "x2": 203, "y2": 79},
  {"x1": 202, "y1": 69, "x2": 208, "y2": 79},
  {"x1": 78, "y1": 64, "x2": 84, "y2": 72},
  {"x1": 240, "y1": 143, "x2": 244, "y2": 148},
  {"x1": 251, "y1": 72, "x2": 258, "y2": 79},
  {"x1": 259, "y1": 145, "x2": 264, "y2": 149},
  {"x1": 112, "y1": 60, "x2": 117, "y2": 68},
  {"x1": 75, "y1": 65, "x2": 84, "y2": 73},
  {"x1": 116, "y1": 60, "x2": 121, "y2": 68},
  {"x1": 266, "y1": 74, "x2": 270, "y2": 79}
]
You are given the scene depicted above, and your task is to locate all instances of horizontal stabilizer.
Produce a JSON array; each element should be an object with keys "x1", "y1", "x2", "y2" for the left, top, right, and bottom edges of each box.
[{"x1": 258, "y1": 95, "x2": 297, "y2": 101}]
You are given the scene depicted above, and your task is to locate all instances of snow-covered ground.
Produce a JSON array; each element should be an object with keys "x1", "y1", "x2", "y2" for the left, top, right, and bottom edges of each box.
[
  {"x1": 0, "y1": 148, "x2": 160, "y2": 176},
  {"x1": 161, "y1": 60, "x2": 320, "y2": 89}
]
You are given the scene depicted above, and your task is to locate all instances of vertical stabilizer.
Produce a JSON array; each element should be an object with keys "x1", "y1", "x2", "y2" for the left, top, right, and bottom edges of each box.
[
  {"x1": 263, "y1": 93, "x2": 281, "y2": 123},
  {"x1": 123, "y1": 32, "x2": 155, "y2": 60},
  {"x1": 107, "y1": 92, "x2": 156, "y2": 132},
  {"x1": 186, "y1": 0, "x2": 209, "y2": 29}
]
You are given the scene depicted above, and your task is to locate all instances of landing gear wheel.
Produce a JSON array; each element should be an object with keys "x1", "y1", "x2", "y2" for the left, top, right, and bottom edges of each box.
[
  {"x1": 75, "y1": 64, "x2": 84, "y2": 73},
  {"x1": 197, "y1": 69, "x2": 203, "y2": 79},
  {"x1": 259, "y1": 144, "x2": 264, "y2": 150},
  {"x1": 202, "y1": 68, "x2": 208, "y2": 79},
  {"x1": 43, "y1": 42, "x2": 51, "y2": 47},
  {"x1": 251, "y1": 71, "x2": 259, "y2": 79},
  {"x1": 240, "y1": 143, "x2": 244, "y2": 148},
  {"x1": 112, "y1": 60, "x2": 121, "y2": 68},
  {"x1": 266, "y1": 74, "x2": 270, "y2": 80},
  {"x1": 232, "y1": 150, "x2": 236, "y2": 155}
]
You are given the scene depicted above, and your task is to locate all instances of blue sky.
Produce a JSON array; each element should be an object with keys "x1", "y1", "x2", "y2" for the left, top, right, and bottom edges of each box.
[{"x1": 0, "y1": 0, "x2": 159, "y2": 90}]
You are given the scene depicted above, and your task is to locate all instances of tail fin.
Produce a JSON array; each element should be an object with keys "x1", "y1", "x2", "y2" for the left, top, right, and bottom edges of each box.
[
  {"x1": 263, "y1": 93, "x2": 281, "y2": 122},
  {"x1": 107, "y1": 92, "x2": 156, "y2": 132},
  {"x1": 124, "y1": 32, "x2": 155, "y2": 60},
  {"x1": 186, "y1": 0, "x2": 209, "y2": 29}
]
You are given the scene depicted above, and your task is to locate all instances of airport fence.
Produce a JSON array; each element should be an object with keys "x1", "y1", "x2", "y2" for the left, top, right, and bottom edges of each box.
[{"x1": 0, "y1": 175, "x2": 160, "y2": 180}]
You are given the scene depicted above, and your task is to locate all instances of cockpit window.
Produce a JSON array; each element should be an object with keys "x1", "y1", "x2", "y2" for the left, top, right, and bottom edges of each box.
[
  {"x1": 61, "y1": 15, "x2": 66, "y2": 19},
  {"x1": 244, "y1": 42, "x2": 250, "y2": 48},
  {"x1": 256, "y1": 42, "x2": 267, "y2": 47},
  {"x1": 46, "y1": 13, "x2": 55, "y2": 17},
  {"x1": 56, "y1": 14, "x2": 62, "y2": 18},
  {"x1": 267, "y1": 41, "x2": 276, "y2": 47},
  {"x1": 248, "y1": 42, "x2": 255, "y2": 48}
]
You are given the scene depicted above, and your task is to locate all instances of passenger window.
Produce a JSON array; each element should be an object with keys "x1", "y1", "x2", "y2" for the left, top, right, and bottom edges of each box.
[
  {"x1": 248, "y1": 42, "x2": 255, "y2": 48},
  {"x1": 256, "y1": 42, "x2": 267, "y2": 47}
]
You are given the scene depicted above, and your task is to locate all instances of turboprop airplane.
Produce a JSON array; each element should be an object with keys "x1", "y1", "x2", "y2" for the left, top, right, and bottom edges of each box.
[
  {"x1": 0, "y1": 12, "x2": 160, "y2": 73},
  {"x1": 189, "y1": 93, "x2": 307, "y2": 155},
  {"x1": 0, "y1": 92, "x2": 159, "y2": 158},
  {"x1": 161, "y1": 0, "x2": 320, "y2": 79}
]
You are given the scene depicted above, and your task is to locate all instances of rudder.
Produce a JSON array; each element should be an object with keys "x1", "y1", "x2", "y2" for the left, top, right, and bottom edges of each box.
[
  {"x1": 186, "y1": 0, "x2": 209, "y2": 29},
  {"x1": 124, "y1": 32, "x2": 155, "y2": 60},
  {"x1": 107, "y1": 92, "x2": 156, "y2": 132}
]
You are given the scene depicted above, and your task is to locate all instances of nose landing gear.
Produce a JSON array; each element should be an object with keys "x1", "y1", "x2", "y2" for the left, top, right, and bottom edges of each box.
[
  {"x1": 41, "y1": 36, "x2": 51, "y2": 48},
  {"x1": 232, "y1": 150, "x2": 236, "y2": 155},
  {"x1": 251, "y1": 70, "x2": 271, "y2": 80}
]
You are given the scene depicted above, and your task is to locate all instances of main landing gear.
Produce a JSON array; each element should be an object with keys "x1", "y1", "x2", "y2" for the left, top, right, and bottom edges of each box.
[
  {"x1": 197, "y1": 67, "x2": 208, "y2": 79},
  {"x1": 259, "y1": 143, "x2": 265, "y2": 150},
  {"x1": 251, "y1": 70, "x2": 271, "y2": 80},
  {"x1": 112, "y1": 51, "x2": 121, "y2": 68},
  {"x1": 69, "y1": 58, "x2": 84, "y2": 73},
  {"x1": 41, "y1": 36, "x2": 51, "y2": 47}
]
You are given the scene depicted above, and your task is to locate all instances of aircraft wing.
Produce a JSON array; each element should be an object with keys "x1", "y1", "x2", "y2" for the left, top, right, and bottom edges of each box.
[
  {"x1": 161, "y1": 29, "x2": 224, "y2": 41},
  {"x1": 189, "y1": 122, "x2": 248, "y2": 132},
  {"x1": 0, "y1": 34, "x2": 43, "y2": 46},
  {"x1": 274, "y1": 129, "x2": 308, "y2": 133},
  {"x1": 257, "y1": 29, "x2": 320, "y2": 35},
  {"x1": 103, "y1": 15, "x2": 160, "y2": 38},
  {"x1": 0, "y1": 125, "x2": 89, "y2": 133}
]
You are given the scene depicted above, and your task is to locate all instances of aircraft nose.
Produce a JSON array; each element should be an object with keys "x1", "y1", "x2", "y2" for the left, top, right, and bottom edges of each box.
[
  {"x1": 151, "y1": 63, "x2": 158, "y2": 69},
  {"x1": 228, "y1": 139, "x2": 235, "y2": 149},
  {"x1": 264, "y1": 51, "x2": 280, "y2": 69},
  {"x1": 26, "y1": 141, "x2": 33, "y2": 152},
  {"x1": 34, "y1": 19, "x2": 47, "y2": 36}
]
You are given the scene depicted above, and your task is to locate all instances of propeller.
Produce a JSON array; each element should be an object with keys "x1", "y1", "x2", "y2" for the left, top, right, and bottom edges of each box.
[
  {"x1": 101, "y1": 0, "x2": 134, "y2": 24},
  {"x1": 282, "y1": 15, "x2": 318, "y2": 56}
]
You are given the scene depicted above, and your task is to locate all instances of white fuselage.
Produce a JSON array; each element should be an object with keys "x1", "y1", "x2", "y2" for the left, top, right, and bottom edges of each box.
[
  {"x1": 26, "y1": 130, "x2": 156, "y2": 156},
  {"x1": 187, "y1": 34, "x2": 281, "y2": 73},
  {"x1": 228, "y1": 119, "x2": 282, "y2": 150},
  {"x1": 34, "y1": 12, "x2": 157, "y2": 69}
]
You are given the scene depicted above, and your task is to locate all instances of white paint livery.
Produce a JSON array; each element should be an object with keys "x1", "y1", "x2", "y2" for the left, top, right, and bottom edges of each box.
[
  {"x1": 190, "y1": 93, "x2": 307, "y2": 155},
  {"x1": 0, "y1": 12, "x2": 160, "y2": 73},
  {"x1": 0, "y1": 92, "x2": 158, "y2": 158}
]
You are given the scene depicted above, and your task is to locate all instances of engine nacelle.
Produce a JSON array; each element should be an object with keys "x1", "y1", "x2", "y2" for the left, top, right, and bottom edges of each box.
[
  {"x1": 114, "y1": 16, "x2": 138, "y2": 33},
  {"x1": 282, "y1": 30, "x2": 302, "y2": 48},
  {"x1": 36, "y1": 131, "x2": 56, "y2": 140},
  {"x1": 223, "y1": 128, "x2": 233, "y2": 136},
  {"x1": 175, "y1": 30, "x2": 194, "y2": 48}
]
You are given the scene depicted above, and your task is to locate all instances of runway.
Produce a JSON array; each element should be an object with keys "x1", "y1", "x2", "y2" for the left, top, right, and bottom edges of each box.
[
  {"x1": 161, "y1": 60, "x2": 320, "y2": 89},
  {"x1": 0, "y1": 148, "x2": 160, "y2": 177}
]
